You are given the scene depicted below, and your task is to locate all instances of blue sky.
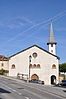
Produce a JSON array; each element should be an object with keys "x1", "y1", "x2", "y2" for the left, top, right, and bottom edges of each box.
[{"x1": 0, "y1": 0, "x2": 66, "y2": 63}]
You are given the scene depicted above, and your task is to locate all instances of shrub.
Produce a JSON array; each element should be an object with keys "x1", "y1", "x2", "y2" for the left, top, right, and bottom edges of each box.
[{"x1": 0, "y1": 68, "x2": 9, "y2": 75}]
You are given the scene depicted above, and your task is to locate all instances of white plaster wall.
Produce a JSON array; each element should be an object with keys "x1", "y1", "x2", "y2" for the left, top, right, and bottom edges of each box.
[
  {"x1": 9, "y1": 46, "x2": 59, "y2": 85},
  {"x1": 49, "y1": 44, "x2": 56, "y2": 55}
]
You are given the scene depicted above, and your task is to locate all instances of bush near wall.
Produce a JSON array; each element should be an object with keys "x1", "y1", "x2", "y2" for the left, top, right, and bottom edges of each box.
[{"x1": 0, "y1": 68, "x2": 9, "y2": 75}]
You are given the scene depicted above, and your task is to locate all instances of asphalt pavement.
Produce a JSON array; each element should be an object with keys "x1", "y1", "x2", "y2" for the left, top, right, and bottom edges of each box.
[{"x1": 0, "y1": 75, "x2": 66, "y2": 99}]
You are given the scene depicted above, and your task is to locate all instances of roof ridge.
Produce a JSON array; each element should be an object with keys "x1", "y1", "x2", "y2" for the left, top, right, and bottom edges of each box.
[{"x1": 9, "y1": 44, "x2": 60, "y2": 60}]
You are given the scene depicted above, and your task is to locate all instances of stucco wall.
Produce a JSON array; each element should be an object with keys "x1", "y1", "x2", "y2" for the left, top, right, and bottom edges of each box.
[
  {"x1": 0, "y1": 61, "x2": 9, "y2": 70},
  {"x1": 9, "y1": 46, "x2": 59, "y2": 85}
]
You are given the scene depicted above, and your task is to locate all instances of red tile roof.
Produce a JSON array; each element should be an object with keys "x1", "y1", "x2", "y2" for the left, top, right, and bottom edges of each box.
[{"x1": 0, "y1": 55, "x2": 8, "y2": 61}]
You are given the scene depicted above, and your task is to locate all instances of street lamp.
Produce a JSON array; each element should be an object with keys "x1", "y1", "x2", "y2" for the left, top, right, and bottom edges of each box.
[{"x1": 29, "y1": 55, "x2": 32, "y2": 81}]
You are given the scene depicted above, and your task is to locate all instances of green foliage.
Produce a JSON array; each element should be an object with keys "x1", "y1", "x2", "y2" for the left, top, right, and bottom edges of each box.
[
  {"x1": 59, "y1": 63, "x2": 66, "y2": 80},
  {"x1": 0, "y1": 68, "x2": 9, "y2": 75},
  {"x1": 59, "y1": 63, "x2": 66, "y2": 73}
]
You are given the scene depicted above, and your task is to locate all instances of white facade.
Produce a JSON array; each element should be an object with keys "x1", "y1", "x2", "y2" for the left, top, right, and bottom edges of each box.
[
  {"x1": 9, "y1": 45, "x2": 59, "y2": 85},
  {"x1": 48, "y1": 43, "x2": 56, "y2": 55}
]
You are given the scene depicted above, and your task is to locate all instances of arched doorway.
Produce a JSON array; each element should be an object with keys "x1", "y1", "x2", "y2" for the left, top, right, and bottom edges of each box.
[
  {"x1": 51, "y1": 75, "x2": 56, "y2": 85},
  {"x1": 31, "y1": 74, "x2": 39, "y2": 80}
]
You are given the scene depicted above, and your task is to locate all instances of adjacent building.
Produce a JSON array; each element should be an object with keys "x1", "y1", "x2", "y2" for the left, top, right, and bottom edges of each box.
[{"x1": 0, "y1": 55, "x2": 9, "y2": 70}]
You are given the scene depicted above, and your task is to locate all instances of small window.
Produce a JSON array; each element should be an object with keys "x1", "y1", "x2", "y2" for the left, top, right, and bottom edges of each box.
[
  {"x1": 51, "y1": 50, "x2": 53, "y2": 53},
  {"x1": 32, "y1": 52, "x2": 37, "y2": 58},
  {"x1": 29, "y1": 64, "x2": 32, "y2": 68},
  {"x1": 33, "y1": 64, "x2": 36, "y2": 68},
  {"x1": 52, "y1": 64, "x2": 56, "y2": 69},
  {"x1": 11, "y1": 64, "x2": 15, "y2": 69},
  {"x1": 1, "y1": 63, "x2": 4, "y2": 67},
  {"x1": 51, "y1": 44, "x2": 53, "y2": 47},
  {"x1": 37, "y1": 64, "x2": 40, "y2": 68}
]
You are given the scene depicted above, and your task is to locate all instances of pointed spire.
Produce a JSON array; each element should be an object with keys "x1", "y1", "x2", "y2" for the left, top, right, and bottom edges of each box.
[
  {"x1": 49, "y1": 23, "x2": 55, "y2": 43},
  {"x1": 47, "y1": 22, "x2": 57, "y2": 45},
  {"x1": 47, "y1": 22, "x2": 57, "y2": 55}
]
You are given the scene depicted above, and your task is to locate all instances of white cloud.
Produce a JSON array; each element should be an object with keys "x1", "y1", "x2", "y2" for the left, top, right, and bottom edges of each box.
[{"x1": 0, "y1": 16, "x2": 35, "y2": 29}]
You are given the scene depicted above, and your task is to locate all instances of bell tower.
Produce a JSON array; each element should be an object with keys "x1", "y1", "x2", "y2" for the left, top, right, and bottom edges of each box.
[{"x1": 47, "y1": 23, "x2": 57, "y2": 55}]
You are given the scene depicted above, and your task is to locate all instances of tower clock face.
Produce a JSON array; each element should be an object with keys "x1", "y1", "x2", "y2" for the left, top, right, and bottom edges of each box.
[{"x1": 32, "y1": 52, "x2": 37, "y2": 58}]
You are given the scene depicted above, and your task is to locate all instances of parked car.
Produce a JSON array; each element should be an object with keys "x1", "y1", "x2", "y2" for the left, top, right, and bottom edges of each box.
[
  {"x1": 55, "y1": 81, "x2": 62, "y2": 86},
  {"x1": 29, "y1": 79, "x2": 44, "y2": 85},
  {"x1": 60, "y1": 80, "x2": 66, "y2": 86}
]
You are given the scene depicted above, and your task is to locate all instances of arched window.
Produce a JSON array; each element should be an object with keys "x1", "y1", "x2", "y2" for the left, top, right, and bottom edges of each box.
[
  {"x1": 52, "y1": 64, "x2": 56, "y2": 69},
  {"x1": 37, "y1": 64, "x2": 40, "y2": 68},
  {"x1": 33, "y1": 64, "x2": 36, "y2": 68},
  {"x1": 31, "y1": 74, "x2": 39, "y2": 80},
  {"x1": 29, "y1": 64, "x2": 32, "y2": 68},
  {"x1": 11, "y1": 64, "x2": 15, "y2": 69}
]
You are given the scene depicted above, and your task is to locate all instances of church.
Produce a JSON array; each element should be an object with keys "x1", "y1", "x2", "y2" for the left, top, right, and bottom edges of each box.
[{"x1": 0, "y1": 23, "x2": 60, "y2": 85}]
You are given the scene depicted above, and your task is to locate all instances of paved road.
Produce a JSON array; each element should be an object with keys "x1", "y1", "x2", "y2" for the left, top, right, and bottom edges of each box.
[{"x1": 0, "y1": 76, "x2": 66, "y2": 99}]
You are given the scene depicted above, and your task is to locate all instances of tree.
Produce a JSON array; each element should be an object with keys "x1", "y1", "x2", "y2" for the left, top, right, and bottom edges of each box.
[
  {"x1": 59, "y1": 63, "x2": 66, "y2": 80},
  {"x1": 0, "y1": 68, "x2": 9, "y2": 75}
]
